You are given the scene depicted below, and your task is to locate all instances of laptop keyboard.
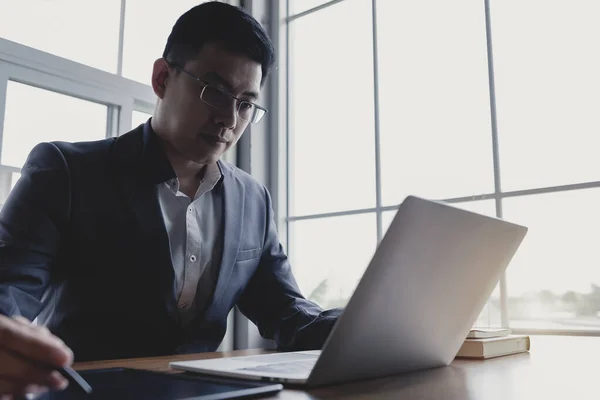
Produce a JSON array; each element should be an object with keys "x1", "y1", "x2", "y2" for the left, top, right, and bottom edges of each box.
[{"x1": 238, "y1": 359, "x2": 317, "y2": 374}]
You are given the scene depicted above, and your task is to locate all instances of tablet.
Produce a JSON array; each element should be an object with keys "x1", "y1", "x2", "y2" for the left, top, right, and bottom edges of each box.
[{"x1": 35, "y1": 368, "x2": 283, "y2": 399}]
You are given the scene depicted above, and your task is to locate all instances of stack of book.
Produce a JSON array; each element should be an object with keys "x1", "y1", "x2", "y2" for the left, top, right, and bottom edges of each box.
[{"x1": 456, "y1": 328, "x2": 530, "y2": 359}]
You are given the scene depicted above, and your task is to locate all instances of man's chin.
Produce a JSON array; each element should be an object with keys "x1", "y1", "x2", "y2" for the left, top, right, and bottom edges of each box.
[{"x1": 189, "y1": 152, "x2": 221, "y2": 165}]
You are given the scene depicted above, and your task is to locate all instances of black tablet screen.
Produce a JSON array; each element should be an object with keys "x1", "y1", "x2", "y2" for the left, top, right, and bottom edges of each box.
[{"x1": 35, "y1": 368, "x2": 281, "y2": 400}]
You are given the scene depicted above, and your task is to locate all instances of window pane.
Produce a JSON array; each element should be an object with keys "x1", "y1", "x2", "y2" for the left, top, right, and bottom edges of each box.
[
  {"x1": 289, "y1": 0, "x2": 332, "y2": 16},
  {"x1": 122, "y1": 0, "x2": 207, "y2": 84},
  {"x1": 0, "y1": 0, "x2": 120, "y2": 72},
  {"x1": 1, "y1": 81, "x2": 108, "y2": 168},
  {"x1": 10, "y1": 172, "x2": 20, "y2": 192},
  {"x1": 491, "y1": 1, "x2": 600, "y2": 191},
  {"x1": 132, "y1": 110, "x2": 152, "y2": 129},
  {"x1": 0, "y1": 169, "x2": 19, "y2": 211},
  {"x1": 290, "y1": 213, "x2": 377, "y2": 309},
  {"x1": 289, "y1": 0, "x2": 375, "y2": 216},
  {"x1": 503, "y1": 189, "x2": 600, "y2": 331},
  {"x1": 474, "y1": 285, "x2": 502, "y2": 329},
  {"x1": 454, "y1": 199, "x2": 497, "y2": 217},
  {"x1": 377, "y1": 0, "x2": 494, "y2": 206}
]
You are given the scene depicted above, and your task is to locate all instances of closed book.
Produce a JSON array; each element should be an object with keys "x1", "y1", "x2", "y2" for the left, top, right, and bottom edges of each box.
[{"x1": 456, "y1": 335, "x2": 530, "y2": 359}]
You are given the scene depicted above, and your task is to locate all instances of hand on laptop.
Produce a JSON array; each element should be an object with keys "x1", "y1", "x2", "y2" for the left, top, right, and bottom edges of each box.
[{"x1": 0, "y1": 314, "x2": 72, "y2": 397}]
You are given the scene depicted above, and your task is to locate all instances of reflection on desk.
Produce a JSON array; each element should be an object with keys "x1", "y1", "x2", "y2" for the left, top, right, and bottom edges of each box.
[{"x1": 74, "y1": 335, "x2": 599, "y2": 399}]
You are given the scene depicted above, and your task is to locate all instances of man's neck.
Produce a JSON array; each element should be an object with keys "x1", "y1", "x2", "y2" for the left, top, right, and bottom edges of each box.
[{"x1": 163, "y1": 142, "x2": 207, "y2": 198}]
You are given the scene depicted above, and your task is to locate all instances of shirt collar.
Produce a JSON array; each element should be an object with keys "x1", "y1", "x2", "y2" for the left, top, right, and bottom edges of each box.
[
  {"x1": 203, "y1": 161, "x2": 224, "y2": 190},
  {"x1": 164, "y1": 162, "x2": 223, "y2": 196}
]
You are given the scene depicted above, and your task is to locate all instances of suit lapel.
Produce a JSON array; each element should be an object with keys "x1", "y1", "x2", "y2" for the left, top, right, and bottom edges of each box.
[
  {"x1": 211, "y1": 163, "x2": 245, "y2": 311},
  {"x1": 111, "y1": 125, "x2": 178, "y2": 319}
]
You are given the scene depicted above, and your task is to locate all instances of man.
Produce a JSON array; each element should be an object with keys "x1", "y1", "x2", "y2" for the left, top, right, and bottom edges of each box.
[{"x1": 0, "y1": 2, "x2": 341, "y2": 396}]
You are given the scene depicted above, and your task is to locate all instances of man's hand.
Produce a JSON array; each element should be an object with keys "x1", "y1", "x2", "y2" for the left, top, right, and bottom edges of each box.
[{"x1": 0, "y1": 314, "x2": 73, "y2": 398}]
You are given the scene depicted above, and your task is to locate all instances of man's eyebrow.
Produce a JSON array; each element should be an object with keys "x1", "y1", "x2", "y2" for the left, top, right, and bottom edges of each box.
[{"x1": 203, "y1": 71, "x2": 259, "y2": 99}]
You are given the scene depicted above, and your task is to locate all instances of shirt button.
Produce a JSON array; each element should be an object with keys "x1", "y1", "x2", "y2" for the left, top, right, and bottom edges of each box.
[
  {"x1": 189, "y1": 255, "x2": 197, "y2": 262},
  {"x1": 179, "y1": 303, "x2": 187, "y2": 309},
  {"x1": 188, "y1": 207, "x2": 193, "y2": 212}
]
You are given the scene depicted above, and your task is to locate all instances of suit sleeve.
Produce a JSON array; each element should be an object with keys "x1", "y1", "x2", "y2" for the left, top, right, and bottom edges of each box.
[
  {"x1": 236, "y1": 186, "x2": 343, "y2": 351},
  {"x1": 0, "y1": 142, "x2": 70, "y2": 318}
]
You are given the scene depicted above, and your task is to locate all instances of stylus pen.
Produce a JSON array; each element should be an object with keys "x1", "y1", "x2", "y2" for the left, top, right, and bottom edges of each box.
[{"x1": 56, "y1": 365, "x2": 93, "y2": 394}]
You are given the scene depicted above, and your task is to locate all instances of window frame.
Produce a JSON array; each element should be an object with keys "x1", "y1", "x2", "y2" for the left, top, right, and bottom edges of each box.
[{"x1": 277, "y1": 0, "x2": 600, "y2": 337}]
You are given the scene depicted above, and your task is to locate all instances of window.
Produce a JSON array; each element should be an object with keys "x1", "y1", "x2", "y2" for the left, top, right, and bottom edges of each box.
[
  {"x1": 283, "y1": 0, "x2": 600, "y2": 333},
  {"x1": 0, "y1": 1, "x2": 160, "y2": 210},
  {"x1": 0, "y1": 81, "x2": 110, "y2": 210},
  {"x1": 0, "y1": 0, "x2": 121, "y2": 73},
  {"x1": 288, "y1": 0, "x2": 376, "y2": 217},
  {"x1": 122, "y1": 0, "x2": 208, "y2": 84},
  {"x1": 290, "y1": 214, "x2": 377, "y2": 309},
  {"x1": 504, "y1": 190, "x2": 600, "y2": 331},
  {"x1": 289, "y1": 0, "x2": 333, "y2": 15},
  {"x1": 377, "y1": 0, "x2": 493, "y2": 205},
  {"x1": 131, "y1": 110, "x2": 152, "y2": 128},
  {"x1": 491, "y1": 0, "x2": 600, "y2": 192},
  {"x1": 0, "y1": 0, "x2": 213, "y2": 83},
  {"x1": 1, "y1": 82, "x2": 108, "y2": 168}
]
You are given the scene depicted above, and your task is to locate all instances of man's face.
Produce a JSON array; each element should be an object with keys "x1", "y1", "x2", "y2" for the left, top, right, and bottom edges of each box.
[{"x1": 153, "y1": 43, "x2": 262, "y2": 164}]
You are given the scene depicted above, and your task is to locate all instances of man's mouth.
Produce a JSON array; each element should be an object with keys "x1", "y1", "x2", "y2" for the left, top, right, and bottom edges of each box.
[{"x1": 200, "y1": 134, "x2": 228, "y2": 145}]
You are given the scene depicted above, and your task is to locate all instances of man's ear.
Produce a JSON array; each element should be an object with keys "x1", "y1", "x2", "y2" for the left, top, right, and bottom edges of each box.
[{"x1": 151, "y1": 58, "x2": 170, "y2": 99}]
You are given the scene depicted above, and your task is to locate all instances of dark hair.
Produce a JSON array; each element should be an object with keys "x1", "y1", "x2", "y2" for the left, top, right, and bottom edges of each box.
[{"x1": 162, "y1": 1, "x2": 275, "y2": 84}]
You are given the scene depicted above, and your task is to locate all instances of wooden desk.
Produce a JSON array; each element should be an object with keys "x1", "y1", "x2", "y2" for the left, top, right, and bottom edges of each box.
[{"x1": 74, "y1": 335, "x2": 598, "y2": 399}]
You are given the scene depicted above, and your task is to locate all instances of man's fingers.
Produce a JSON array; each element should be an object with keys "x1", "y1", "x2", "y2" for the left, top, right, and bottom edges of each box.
[
  {"x1": 7, "y1": 316, "x2": 54, "y2": 338},
  {"x1": 0, "y1": 378, "x2": 46, "y2": 397},
  {"x1": 0, "y1": 315, "x2": 73, "y2": 367},
  {"x1": 0, "y1": 316, "x2": 72, "y2": 396},
  {"x1": 0, "y1": 381, "x2": 52, "y2": 398},
  {"x1": 0, "y1": 378, "x2": 25, "y2": 397},
  {"x1": 12, "y1": 316, "x2": 30, "y2": 325},
  {"x1": 0, "y1": 350, "x2": 68, "y2": 390}
]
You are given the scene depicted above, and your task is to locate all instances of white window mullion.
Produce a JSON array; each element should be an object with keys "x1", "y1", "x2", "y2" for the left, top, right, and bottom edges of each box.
[
  {"x1": 0, "y1": 65, "x2": 7, "y2": 161},
  {"x1": 118, "y1": 99, "x2": 134, "y2": 136},
  {"x1": 371, "y1": 0, "x2": 383, "y2": 244},
  {"x1": 107, "y1": 106, "x2": 120, "y2": 138},
  {"x1": 117, "y1": 0, "x2": 127, "y2": 77},
  {"x1": 0, "y1": 38, "x2": 155, "y2": 105},
  {"x1": 0, "y1": 66, "x2": 10, "y2": 208},
  {"x1": 483, "y1": 0, "x2": 508, "y2": 328},
  {"x1": 1, "y1": 61, "x2": 125, "y2": 109}
]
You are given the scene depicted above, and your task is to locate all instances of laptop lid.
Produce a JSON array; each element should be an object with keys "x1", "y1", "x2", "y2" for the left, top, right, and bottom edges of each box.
[
  {"x1": 171, "y1": 196, "x2": 527, "y2": 386},
  {"x1": 306, "y1": 196, "x2": 527, "y2": 386}
]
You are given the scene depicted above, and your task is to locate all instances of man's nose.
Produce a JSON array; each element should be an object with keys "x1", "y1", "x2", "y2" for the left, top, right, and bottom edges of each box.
[{"x1": 212, "y1": 102, "x2": 237, "y2": 130}]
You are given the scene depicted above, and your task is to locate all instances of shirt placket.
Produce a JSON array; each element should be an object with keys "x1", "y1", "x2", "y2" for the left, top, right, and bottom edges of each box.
[{"x1": 177, "y1": 200, "x2": 202, "y2": 310}]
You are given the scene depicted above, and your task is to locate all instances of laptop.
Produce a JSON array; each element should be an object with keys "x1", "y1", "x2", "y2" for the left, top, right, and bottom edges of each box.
[{"x1": 170, "y1": 196, "x2": 527, "y2": 387}]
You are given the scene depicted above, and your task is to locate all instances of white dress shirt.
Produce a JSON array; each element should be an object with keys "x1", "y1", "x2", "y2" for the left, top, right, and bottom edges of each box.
[{"x1": 157, "y1": 162, "x2": 223, "y2": 325}]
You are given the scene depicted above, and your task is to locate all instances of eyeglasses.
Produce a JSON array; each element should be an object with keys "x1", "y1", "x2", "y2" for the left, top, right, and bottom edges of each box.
[{"x1": 168, "y1": 62, "x2": 267, "y2": 124}]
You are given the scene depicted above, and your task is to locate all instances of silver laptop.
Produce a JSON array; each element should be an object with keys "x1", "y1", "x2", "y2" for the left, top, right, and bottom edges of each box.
[{"x1": 170, "y1": 196, "x2": 527, "y2": 387}]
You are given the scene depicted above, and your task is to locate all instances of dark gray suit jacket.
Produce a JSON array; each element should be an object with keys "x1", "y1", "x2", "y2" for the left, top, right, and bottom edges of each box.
[{"x1": 0, "y1": 121, "x2": 341, "y2": 361}]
